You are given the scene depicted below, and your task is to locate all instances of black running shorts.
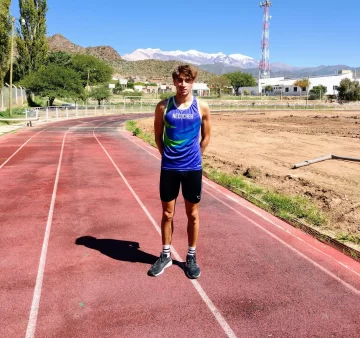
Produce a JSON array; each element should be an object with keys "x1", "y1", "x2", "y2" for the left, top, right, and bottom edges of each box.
[{"x1": 160, "y1": 169, "x2": 203, "y2": 204}]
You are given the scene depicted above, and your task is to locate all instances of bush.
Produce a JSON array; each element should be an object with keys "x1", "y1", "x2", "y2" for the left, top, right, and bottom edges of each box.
[
  {"x1": 122, "y1": 91, "x2": 142, "y2": 97},
  {"x1": 133, "y1": 128, "x2": 141, "y2": 136}
]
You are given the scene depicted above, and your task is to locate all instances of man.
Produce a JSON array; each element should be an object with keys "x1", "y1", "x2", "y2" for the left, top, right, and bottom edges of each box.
[{"x1": 148, "y1": 65, "x2": 211, "y2": 279}]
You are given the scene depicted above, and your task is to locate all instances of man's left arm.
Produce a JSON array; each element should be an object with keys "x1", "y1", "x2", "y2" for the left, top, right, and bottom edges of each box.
[{"x1": 199, "y1": 100, "x2": 211, "y2": 155}]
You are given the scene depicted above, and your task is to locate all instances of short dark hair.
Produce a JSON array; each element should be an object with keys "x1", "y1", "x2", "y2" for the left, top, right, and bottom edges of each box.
[{"x1": 172, "y1": 65, "x2": 198, "y2": 81}]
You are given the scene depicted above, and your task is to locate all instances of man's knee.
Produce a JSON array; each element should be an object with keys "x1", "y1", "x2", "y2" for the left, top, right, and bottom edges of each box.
[
  {"x1": 186, "y1": 207, "x2": 199, "y2": 222},
  {"x1": 162, "y1": 209, "x2": 174, "y2": 222}
]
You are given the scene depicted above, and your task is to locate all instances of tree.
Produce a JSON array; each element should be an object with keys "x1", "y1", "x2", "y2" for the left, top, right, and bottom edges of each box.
[
  {"x1": 127, "y1": 78, "x2": 134, "y2": 89},
  {"x1": 20, "y1": 64, "x2": 84, "y2": 106},
  {"x1": 337, "y1": 79, "x2": 360, "y2": 101},
  {"x1": 309, "y1": 85, "x2": 327, "y2": 100},
  {"x1": 70, "y1": 54, "x2": 113, "y2": 88},
  {"x1": 225, "y1": 72, "x2": 256, "y2": 95},
  {"x1": 294, "y1": 78, "x2": 311, "y2": 92},
  {"x1": 265, "y1": 85, "x2": 273, "y2": 94},
  {"x1": 0, "y1": 0, "x2": 11, "y2": 87},
  {"x1": 48, "y1": 51, "x2": 72, "y2": 67},
  {"x1": 15, "y1": 0, "x2": 48, "y2": 77},
  {"x1": 90, "y1": 85, "x2": 111, "y2": 105},
  {"x1": 207, "y1": 75, "x2": 230, "y2": 97}
]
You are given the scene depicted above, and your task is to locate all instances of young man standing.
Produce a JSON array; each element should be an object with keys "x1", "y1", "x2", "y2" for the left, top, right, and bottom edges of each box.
[{"x1": 148, "y1": 65, "x2": 211, "y2": 279}]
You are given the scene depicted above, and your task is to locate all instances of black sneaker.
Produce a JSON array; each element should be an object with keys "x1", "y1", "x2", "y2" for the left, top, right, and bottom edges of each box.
[
  {"x1": 185, "y1": 254, "x2": 201, "y2": 279},
  {"x1": 148, "y1": 253, "x2": 172, "y2": 276}
]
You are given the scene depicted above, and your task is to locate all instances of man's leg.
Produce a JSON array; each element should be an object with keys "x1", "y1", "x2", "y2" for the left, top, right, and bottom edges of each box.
[
  {"x1": 182, "y1": 170, "x2": 202, "y2": 279},
  {"x1": 161, "y1": 200, "x2": 176, "y2": 246},
  {"x1": 184, "y1": 200, "x2": 200, "y2": 248},
  {"x1": 148, "y1": 170, "x2": 180, "y2": 277}
]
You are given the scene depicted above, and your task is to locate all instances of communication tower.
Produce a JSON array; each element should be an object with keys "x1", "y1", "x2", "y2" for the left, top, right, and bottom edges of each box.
[{"x1": 259, "y1": 1, "x2": 272, "y2": 79}]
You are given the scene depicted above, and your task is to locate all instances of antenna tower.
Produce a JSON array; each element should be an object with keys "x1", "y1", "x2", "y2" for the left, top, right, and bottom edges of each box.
[{"x1": 259, "y1": 1, "x2": 272, "y2": 79}]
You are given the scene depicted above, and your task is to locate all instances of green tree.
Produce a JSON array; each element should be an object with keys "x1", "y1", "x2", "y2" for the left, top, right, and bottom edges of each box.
[
  {"x1": 207, "y1": 75, "x2": 230, "y2": 97},
  {"x1": 337, "y1": 79, "x2": 360, "y2": 101},
  {"x1": 48, "y1": 51, "x2": 72, "y2": 67},
  {"x1": 309, "y1": 85, "x2": 327, "y2": 100},
  {"x1": 265, "y1": 85, "x2": 273, "y2": 94},
  {"x1": 90, "y1": 85, "x2": 111, "y2": 105},
  {"x1": 113, "y1": 82, "x2": 123, "y2": 95},
  {"x1": 0, "y1": 0, "x2": 11, "y2": 86},
  {"x1": 70, "y1": 54, "x2": 113, "y2": 88},
  {"x1": 20, "y1": 64, "x2": 84, "y2": 106},
  {"x1": 127, "y1": 78, "x2": 134, "y2": 89},
  {"x1": 225, "y1": 71, "x2": 256, "y2": 95},
  {"x1": 15, "y1": 0, "x2": 48, "y2": 77}
]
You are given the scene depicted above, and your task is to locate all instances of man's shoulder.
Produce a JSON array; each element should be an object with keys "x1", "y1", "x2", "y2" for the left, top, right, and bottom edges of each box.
[{"x1": 156, "y1": 99, "x2": 169, "y2": 112}]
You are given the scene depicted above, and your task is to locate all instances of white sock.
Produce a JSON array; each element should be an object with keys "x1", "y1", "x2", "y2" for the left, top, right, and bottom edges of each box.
[
  {"x1": 162, "y1": 245, "x2": 171, "y2": 257},
  {"x1": 187, "y1": 246, "x2": 196, "y2": 256}
]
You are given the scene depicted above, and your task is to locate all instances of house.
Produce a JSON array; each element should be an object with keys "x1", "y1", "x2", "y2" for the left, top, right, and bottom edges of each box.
[{"x1": 192, "y1": 83, "x2": 210, "y2": 96}]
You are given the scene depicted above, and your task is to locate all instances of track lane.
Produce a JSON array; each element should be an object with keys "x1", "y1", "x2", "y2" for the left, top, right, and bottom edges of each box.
[{"x1": 0, "y1": 119, "x2": 94, "y2": 338}]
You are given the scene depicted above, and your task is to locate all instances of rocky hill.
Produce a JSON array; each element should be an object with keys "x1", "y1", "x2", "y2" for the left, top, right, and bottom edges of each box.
[
  {"x1": 47, "y1": 34, "x2": 86, "y2": 54},
  {"x1": 85, "y1": 46, "x2": 122, "y2": 62},
  {"x1": 47, "y1": 34, "x2": 122, "y2": 62}
]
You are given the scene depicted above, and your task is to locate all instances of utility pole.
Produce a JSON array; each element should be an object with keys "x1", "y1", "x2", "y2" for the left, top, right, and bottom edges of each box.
[
  {"x1": 306, "y1": 75, "x2": 310, "y2": 105},
  {"x1": 9, "y1": 17, "x2": 15, "y2": 116}
]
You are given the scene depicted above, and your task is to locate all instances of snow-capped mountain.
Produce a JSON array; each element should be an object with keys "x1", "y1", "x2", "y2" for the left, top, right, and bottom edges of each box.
[{"x1": 122, "y1": 48, "x2": 259, "y2": 69}]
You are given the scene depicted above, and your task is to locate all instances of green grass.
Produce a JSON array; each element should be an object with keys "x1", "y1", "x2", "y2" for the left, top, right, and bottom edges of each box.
[
  {"x1": 262, "y1": 192, "x2": 326, "y2": 226},
  {"x1": 205, "y1": 168, "x2": 325, "y2": 227},
  {"x1": 0, "y1": 108, "x2": 26, "y2": 124},
  {"x1": 336, "y1": 233, "x2": 360, "y2": 245},
  {"x1": 125, "y1": 120, "x2": 156, "y2": 147}
]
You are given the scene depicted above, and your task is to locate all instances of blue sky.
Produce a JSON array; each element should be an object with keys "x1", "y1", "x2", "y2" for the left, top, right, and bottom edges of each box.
[{"x1": 10, "y1": 0, "x2": 360, "y2": 67}]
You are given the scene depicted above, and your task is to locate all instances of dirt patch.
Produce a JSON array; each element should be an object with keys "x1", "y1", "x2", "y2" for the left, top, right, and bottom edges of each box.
[{"x1": 134, "y1": 110, "x2": 360, "y2": 244}]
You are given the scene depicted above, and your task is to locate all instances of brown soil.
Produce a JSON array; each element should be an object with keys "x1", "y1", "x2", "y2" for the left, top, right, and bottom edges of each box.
[{"x1": 134, "y1": 110, "x2": 360, "y2": 243}]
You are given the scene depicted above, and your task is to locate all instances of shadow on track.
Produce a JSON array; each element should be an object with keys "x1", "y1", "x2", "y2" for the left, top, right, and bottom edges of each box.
[{"x1": 75, "y1": 236, "x2": 183, "y2": 270}]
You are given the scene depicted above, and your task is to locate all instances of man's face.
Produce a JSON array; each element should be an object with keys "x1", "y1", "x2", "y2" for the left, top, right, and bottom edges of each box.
[{"x1": 173, "y1": 74, "x2": 194, "y2": 96}]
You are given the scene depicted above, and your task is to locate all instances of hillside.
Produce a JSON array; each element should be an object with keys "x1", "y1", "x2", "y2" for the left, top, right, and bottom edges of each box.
[
  {"x1": 47, "y1": 34, "x2": 122, "y2": 62},
  {"x1": 108, "y1": 59, "x2": 214, "y2": 82}
]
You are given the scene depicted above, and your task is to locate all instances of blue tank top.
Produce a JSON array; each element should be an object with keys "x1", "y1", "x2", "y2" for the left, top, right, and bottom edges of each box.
[{"x1": 161, "y1": 96, "x2": 202, "y2": 171}]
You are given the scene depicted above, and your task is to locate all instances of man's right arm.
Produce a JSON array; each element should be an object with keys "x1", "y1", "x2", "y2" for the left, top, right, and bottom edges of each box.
[{"x1": 154, "y1": 100, "x2": 166, "y2": 155}]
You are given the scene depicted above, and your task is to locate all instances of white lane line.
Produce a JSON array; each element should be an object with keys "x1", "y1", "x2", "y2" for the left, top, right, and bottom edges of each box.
[
  {"x1": 25, "y1": 121, "x2": 85, "y2": 338},
  {"x1": 121, "y1": 132, "x2": 360, "y2": 281},
  {"x1": 0, "y1": 127, "x2": 52, "y2": 169},
  {"x1": 94, "y1": 122, "x2": 237, "y2": 338}
]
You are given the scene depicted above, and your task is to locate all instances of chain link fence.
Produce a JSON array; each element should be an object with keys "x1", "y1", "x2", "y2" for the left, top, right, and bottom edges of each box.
[{"x1": 0, "y1": 86, "x2": 27, "y2": 110}]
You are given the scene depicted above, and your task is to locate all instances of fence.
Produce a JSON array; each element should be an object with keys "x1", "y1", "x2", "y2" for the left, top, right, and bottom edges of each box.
[
  {"x1": 0, "y1": 86, "x2": 27, "y2": 110},
  {"x1": 21, "y1": 100, "x2": 359, "y2": 124}
]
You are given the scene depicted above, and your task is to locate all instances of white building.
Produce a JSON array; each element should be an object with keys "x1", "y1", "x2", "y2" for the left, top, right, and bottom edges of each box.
[
  {"x1": 238, "y1": 70, "x2": 355, "y2": 97},
  {"x1": 192, "y1": 83, "x2": 210, "y2": 97}
]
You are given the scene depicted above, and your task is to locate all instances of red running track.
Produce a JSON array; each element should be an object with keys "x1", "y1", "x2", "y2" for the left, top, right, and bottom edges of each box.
[{"x1": 1, "y1": 115, "x2": 360, "y2": 338}]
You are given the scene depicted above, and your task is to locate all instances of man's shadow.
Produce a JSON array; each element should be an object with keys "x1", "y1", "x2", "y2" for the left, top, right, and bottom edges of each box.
[{"x1": 75, "y1": 236, "x2": 183, "y2": 271}]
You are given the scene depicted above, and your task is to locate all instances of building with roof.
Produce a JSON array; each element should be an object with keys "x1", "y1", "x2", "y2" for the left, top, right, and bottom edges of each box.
[{"x1": 238, "y1": 70, "x2": 355, "y2": 97}]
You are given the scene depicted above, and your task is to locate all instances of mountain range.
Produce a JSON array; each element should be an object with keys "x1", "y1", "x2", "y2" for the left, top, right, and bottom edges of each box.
[{"x1": 47, "y1": 35, "x2": 360, "y2": 80}]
